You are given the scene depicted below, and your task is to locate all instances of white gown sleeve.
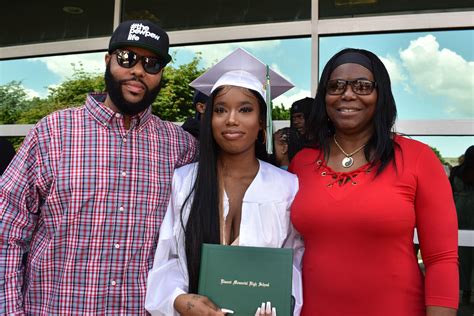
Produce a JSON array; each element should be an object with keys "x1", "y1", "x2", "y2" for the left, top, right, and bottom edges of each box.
[
  {"x1": 284, "y1": 175, "x2": 304, "y2": 316},
  {"x1": 284, "y1": 222, "x2": 304, "y2": 316},
  {"x1": 145, "y1": 175, "x2": 189, "y2": 316}
]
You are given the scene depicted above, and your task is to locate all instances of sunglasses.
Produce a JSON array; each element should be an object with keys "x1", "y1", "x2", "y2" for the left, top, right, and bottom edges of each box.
[
  {"x1": 326, "y1": 79, "x2": 377, "y2": 96},
  {"x1": 114, "y1": 49, "x2": 164, "y2": 74}
]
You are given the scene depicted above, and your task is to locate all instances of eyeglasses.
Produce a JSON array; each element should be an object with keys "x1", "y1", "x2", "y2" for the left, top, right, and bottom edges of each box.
[
  {"x1": 326, "y1": 79, "x2": 377, "y2": 95},
  {"x1": 114, "y1": 49, "x2": 164, "y2": 74}
]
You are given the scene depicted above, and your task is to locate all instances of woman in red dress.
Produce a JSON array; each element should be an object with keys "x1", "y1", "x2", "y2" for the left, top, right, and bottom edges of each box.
[{"x1": 289, "y1": 48, "x2": 458, "y2": 316}]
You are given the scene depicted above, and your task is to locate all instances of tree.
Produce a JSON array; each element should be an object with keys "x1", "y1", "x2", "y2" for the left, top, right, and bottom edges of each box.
[
  {"x1": 0, "y1": 59, "x2": 203, "y2": 150},
  {"x1": 16, "y1": 97, "x2": 61, "y2": 124},
  {"x1": 430, "y1": 146, "x2": 447, "y2": 165},
  {"x1": 1, "y1": 55, "x2": 293, "y2": 125},
  {"x1": 17, "y1": 63, "x2": 105, "y2": 124},
  {"x1": 47, "y1": 63, "x2": 105, "y2": 107},
  {"x1": 2, "y1": 57, "x2": 206, "y2": 125},
  {"x1": 0, "y1": 81, "x2": 32, "y2": 124},
  {"x1": 152, "y1": 54, "x2": 205, "y2": 121},
  {"x1": 271, "y1": 103, "x2": 290, "y2": 120}
]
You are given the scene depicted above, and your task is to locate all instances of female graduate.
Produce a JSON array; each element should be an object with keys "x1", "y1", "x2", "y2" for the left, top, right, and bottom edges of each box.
[{"x1": 145, "y1": 48, "x2": 304, "y2": 316}]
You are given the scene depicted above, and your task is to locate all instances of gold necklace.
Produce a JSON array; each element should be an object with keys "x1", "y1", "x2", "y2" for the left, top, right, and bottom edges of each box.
[{"x1": 333, "y1": 135, "x2": 367, "y2": 168}]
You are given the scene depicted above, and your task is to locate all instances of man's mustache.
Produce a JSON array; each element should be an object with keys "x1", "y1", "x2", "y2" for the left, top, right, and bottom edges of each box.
[{"x1": 119, "y1": 78, "x2": 148, "y2": 90}]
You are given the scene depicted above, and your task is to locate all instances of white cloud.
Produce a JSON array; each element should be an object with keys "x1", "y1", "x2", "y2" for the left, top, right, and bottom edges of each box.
[
  {"x1": 179, "y1": 40, "x2": 281, "y2": 68},
  {"x1": 20, "y1": 84, "x2": 59, "y2": 100},
  {"x1": 31, "y1": 52, "x2": 105, "y2": 80},
  {"x1": 23, "y1": 87, "x2": 41, "y2": 99},
  {"x1": 270, "y1": 62, "x2": 292, "y2": 83},
  {"x1": 399, "y1": 34, "x2": 474, "y2": 116},
  {"x1": 402, "y1": 83, "x2": 414, "y2": 95},
  {"x1": 273, "y1": 88, "x2": 312, "y2": 109},
  {"x1": 379, "y1": 55, "x2": 406, "y2": 84},
  {"x1": 46, "y1": 84, "x2": 60, "y2": 93}
]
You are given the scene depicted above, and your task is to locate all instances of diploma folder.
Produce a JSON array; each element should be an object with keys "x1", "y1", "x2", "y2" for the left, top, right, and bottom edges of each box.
[{"x1": 198, "y1": 243, "x2": 293, "y2": 316}]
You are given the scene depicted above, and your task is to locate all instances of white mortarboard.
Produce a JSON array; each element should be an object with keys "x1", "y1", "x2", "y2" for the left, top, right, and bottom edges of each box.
[
  {"x1": 189, "y1": 48, "x2": 293, "y2": 100},
  {"x1": 189, "y1": 48, "x2": 294, "y2": 154}
]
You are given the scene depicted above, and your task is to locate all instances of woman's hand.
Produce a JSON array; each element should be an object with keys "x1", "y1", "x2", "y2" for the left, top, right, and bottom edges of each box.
[
  {"x1": 255, "y1": 301, "x2": 277, "y2": 316},
  {"x1": 174, "y1": 294, "x2": 228, "y2": 316}
]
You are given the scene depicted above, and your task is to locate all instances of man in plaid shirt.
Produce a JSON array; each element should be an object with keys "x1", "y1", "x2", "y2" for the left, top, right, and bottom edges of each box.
[{"x1": 0, "y1": 20, "x2": 197, "y2": 315}]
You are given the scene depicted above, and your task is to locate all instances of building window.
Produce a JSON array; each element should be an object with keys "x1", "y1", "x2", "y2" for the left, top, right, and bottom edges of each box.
[
  {"x1": 1, "y1": 1, "x2": 115, "y2": 47},
  {"x1": 319, "y1": 30, "x2": 474, "y2": 121},
  {"x1": 319, "y1": 0, "x2": 473, "y2": 19},
  {"x1": 122, "y1": 0, "x2": 311, "y2": 31},
  {"x1": 171, "y1": 38, "x2": 312, "y2": 107}
]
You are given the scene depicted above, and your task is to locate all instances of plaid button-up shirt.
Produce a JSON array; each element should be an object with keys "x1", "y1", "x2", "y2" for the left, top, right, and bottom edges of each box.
[{"x1": 0, "y1": 93, "x2": 197, "y2": 315}]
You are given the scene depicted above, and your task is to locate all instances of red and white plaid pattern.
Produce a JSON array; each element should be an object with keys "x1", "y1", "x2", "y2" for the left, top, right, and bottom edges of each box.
[{"x1": 0, "y1": 93, "x2": 197, "y2": 315}]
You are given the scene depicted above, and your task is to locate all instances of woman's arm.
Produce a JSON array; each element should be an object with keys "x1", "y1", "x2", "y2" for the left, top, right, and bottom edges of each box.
[
  {"x1": 283, "y1": 222, "x2": 304, "y2": 316},
  {"x1": 283, "y1": 175, "x2": 304, "y2": 316},
  {"x1": 426, "y1": 306, "x2": 457, "y2": 316},
  {"x1": 174, "y1": 294, "x2": 226, "y2": 316},
  {"x1": 414, "y1": 145, "x2": 459, "y2": 310}
]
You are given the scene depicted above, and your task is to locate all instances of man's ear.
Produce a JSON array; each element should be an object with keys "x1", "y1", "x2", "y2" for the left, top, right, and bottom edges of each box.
[
  {"x1": 105, "y1": 53, "x2": 111, "y2": 65},
  {"x1": 282, "y1": 143, "x2": 288, "y2": 155}
]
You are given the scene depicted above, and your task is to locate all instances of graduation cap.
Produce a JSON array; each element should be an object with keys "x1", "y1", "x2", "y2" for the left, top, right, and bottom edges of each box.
[{"x1": 189, "y1": 48, "x2": 294, "y2": 154}]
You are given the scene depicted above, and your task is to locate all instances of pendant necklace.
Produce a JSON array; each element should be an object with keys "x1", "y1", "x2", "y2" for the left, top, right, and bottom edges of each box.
[{"x1": 333, "y1": 135, "x2": 367, "y2": 168}]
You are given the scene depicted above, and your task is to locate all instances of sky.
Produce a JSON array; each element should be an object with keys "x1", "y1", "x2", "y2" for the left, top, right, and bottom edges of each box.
[{"x1": 0, "y1": 29, "x2": 472, "y2": 157}]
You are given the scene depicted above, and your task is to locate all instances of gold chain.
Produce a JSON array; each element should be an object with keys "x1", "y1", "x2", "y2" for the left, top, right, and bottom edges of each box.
[{"x1": 333, "y1": 135, "x2": 367, "y2": 157}]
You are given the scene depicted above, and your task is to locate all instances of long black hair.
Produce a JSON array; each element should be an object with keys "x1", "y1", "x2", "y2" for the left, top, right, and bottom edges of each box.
[
  {"x1": 181, "y1": 86, "x2": 268, "y2": 293},
  {"x1": 306, "y1": 48, "x2": 398, "y2": 175}
]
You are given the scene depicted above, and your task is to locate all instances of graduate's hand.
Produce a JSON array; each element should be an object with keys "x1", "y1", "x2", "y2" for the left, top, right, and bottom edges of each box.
[
  {"x1": 174, "y1": 294, "x2": 228, "y2": 316},
  {"x1": 255, "y1": 301, "x2": 277, "y2": 316}
]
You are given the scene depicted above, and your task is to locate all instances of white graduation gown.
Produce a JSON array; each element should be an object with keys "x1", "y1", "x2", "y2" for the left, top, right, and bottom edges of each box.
[{"x1": 145, "y1": 160, "x2": 304, "y2": 316}]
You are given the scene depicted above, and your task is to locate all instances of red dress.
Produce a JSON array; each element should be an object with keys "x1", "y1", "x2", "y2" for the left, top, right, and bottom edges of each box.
[{"x1": 289, "y1": 136, "x2": 458, "y2": 316}]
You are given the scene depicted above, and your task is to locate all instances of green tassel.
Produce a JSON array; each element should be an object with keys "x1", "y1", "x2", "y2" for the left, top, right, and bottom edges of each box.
[{"x1": 265, "y1": 65, "x2": 273, "y2": 155}]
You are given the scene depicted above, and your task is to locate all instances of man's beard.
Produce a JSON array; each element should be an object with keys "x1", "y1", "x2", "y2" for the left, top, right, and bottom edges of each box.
[{"x1": 104, "y1": 64, "x2": 162, "y2": 116}]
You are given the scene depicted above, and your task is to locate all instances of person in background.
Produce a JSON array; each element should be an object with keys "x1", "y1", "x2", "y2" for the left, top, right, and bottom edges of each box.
[
  {"x1": 0, "y1": 138, "x2": 16, "y2": 175},
  {"x1": 182, "y1": 89, "x2": 208, "y2": 138},
  {"x1": 0, "y1": 20, "x2": 197, "y2": 315},
  {"x1": 272, "y1": 127, "x2": 300, "y2": 170},
  {"x1": 289, "y1": 48, "x2": 458, "y2": 316},
  {"x1": 450, "y1": 146, "x2": 474, "y2": 305},
  {"x1": 290, "y1": 97, "x2": 313, "y2": 137},
  {"x1": 145, "y1": 48, "x2": 303, "y2": 316}
]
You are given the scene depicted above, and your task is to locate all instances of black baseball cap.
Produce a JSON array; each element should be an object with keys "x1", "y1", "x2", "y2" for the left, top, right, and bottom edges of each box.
[
  {"x1": 108, "y1": 20, "x2": 172, "y2": 64},
  {"x1": 192, "y1": 90, "x2": 208, "y2": 106},
  {"x1": 290, "y1": 97, "x2": 314, "y2": 116}
]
